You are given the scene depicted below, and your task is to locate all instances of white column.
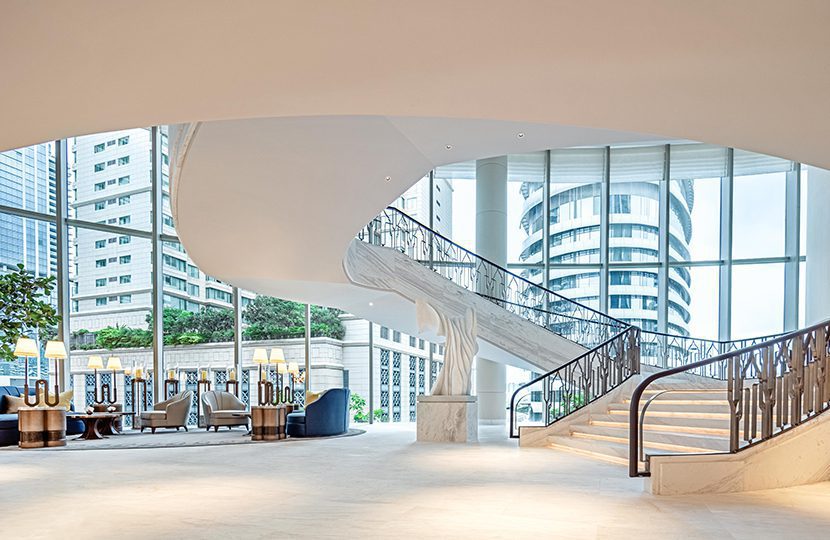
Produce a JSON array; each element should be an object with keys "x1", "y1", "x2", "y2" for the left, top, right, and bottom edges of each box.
[
  {"x1": 806, "y1": 166, "x2": 830, "y2": 324},
  {"x1": 475, "y1": 156, "x2": 508, "y2": 425}
]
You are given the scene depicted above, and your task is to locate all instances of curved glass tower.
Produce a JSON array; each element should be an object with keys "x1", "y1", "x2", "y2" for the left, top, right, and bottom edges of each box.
[{"x1": 519, "y1": 147, "x2": 693, "y2": 335}]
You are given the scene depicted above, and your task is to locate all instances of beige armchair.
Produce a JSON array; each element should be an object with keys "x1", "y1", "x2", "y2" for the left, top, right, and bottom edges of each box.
[
  {"x1": 201, "y1": 390, "x2": 248, "y2": 431},
  {"x1": 140, "y1": 391, "x2": 193, "y2": 433}
]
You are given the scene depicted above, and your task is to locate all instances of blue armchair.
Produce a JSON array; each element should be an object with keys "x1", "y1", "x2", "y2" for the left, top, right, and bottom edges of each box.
[{"x1": 286, "y1": 388, "x2": 350, "y2": 437}]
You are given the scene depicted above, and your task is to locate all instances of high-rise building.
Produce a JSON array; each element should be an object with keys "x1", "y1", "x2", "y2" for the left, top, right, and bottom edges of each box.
[
  {"x1": 518, "y1": 147, "x2": 693, "y2": 335},
  {"x1": 392, "y1": 174, "x2": 453, "y2": 237},
  {"x1": 70, "y1": 128, "x2": 250, "y2": 332},
  {"x1": 0, "y1": 144, "x2": 55, "y2": 277}
]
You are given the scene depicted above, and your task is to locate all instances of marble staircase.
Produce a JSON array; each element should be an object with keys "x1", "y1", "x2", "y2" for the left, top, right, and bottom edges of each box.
[{"x1": 546, "y1": 389, "x2": 734, "y2": 465}]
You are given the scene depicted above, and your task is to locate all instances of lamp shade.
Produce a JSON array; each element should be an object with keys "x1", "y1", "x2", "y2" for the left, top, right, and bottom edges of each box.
[
  {"x1": 87, "y1": 355, "x2": 104, "y2": 369},
  {"x1": 288, "y1": 362, "x2": 299, "y2": 374},
  {"x1": 278, "y1": 363, "x2": 288, "y2": 374},
  {"x1": 252, "y1": 348, "x2": 268, "y2": 364},
  {"x1": 269, "y1": 347, "x2": 285, "y2": 364},
  {"x1": 106, "y1": 356, "x2": 122, "y2": 370},
  {"x1": 44, "y1": 340, "x2": 67, "y2": 360},
  {"x1": 14, "y1": 337, "x2": 38, "y2": 357}
]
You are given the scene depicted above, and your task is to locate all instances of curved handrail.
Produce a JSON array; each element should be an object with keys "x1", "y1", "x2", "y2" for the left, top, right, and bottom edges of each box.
[
  {"x1": 629, "y1": 317, "x2": 830, "y2": 477},
  {"x1": 366, "y1": 206, "x2": 629, "y2": 326}
]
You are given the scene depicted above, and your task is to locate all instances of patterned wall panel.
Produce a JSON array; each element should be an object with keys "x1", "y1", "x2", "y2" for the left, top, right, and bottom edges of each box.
[
  {"x1": 392, "y1": 352, "x2": 401, "y2": 422},
  {"x1": 409, "y1": 356, "x2": 417, "y2": 421},
  {"x1": 380, "y1": 348, "x2": 389, "y2": 422}
]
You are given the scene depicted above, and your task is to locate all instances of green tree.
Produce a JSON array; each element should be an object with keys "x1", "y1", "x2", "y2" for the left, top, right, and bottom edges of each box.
[
  {"x1": 0, "y1": 264, "x2": 60, "y2": 361},
  {"x1": 242, "y1": 296, "x2": 345, "y2": 340}
]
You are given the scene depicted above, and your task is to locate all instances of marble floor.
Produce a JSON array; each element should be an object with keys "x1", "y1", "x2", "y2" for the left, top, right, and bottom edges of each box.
[{"x1": 1, "y1": 423, "x2": 828, "y2": 539}]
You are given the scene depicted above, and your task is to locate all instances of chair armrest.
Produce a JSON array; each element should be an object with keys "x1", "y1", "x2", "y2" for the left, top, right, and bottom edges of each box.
[{"x1": 154, "y1": 397, "x2": 174, "y2": 411}]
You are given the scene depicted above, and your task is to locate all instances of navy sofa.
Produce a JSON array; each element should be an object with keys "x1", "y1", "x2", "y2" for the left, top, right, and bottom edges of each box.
[
  {"x1": 286, "y1": 388, "x2": 350, "y2": 437},
  {"x1": 0, "y1": 386, "x2": 84, "y2": 446}
]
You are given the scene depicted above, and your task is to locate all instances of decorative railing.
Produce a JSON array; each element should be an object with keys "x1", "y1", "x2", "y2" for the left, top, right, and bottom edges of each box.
[
  {"x1": 509, "y1": 326, "x2": 640, "y2": 438},
  {"x1": 629, "y1": 319, "x2": 830, "y2": 477},
  {"x1": 638, "y1": 330, "x2": 782, "y2": 378},
  {"x1": 358, "y1": 207, "x2": 627, "y2": 349}
]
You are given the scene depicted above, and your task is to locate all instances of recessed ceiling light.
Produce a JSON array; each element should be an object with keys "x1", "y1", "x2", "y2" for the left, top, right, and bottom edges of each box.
[
  {"x1": 445, "y1": 144, "x2": 453, "y2": 150},
  {"x1": 517, "y1": 132, "x2": 525, "y2": 139},
  {"x1": 369, "y1": 302, "x2": 374, "y2": 307},
  {"x1": 384, "y1": 176, "x2": 391, "y2": 182}
]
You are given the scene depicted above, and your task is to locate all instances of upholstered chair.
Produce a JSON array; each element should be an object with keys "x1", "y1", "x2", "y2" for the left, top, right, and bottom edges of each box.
[
  {"x1": 286, "y1": 388, "x2": 350, "y2": 437},
  {"x1": 201, "y1": 390, "x2": 248, "y2": 431},
  {"x1": 140, "y1": 391, "x2": 193, "y2": 433}
]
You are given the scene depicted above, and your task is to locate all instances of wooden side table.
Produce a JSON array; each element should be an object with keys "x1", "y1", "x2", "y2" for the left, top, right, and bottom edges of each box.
[
  {"x1": 251, "y1": 405, "x2": 287, "y2": 441},
  {"x1": 19, "y1": 408, "x2": 66, "y2": 448}
]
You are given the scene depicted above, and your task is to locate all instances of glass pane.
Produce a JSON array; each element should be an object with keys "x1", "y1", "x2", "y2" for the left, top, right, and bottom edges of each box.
[
  {"x1": 607, "y1": 266, "x2": 660, "y2": 332},
  {"x1": 68, "y1": 227, "x2": 152, "y2": 414},
  {"x1": 799, "y1": 260, "x2": 806, "y2": 328},
  {"x1": 439, "y1": 162, "x2": 476, "y2": 252},
  {"x1": 548, "y1": 266, "x2": 600, "y2": 311},
  {"x1": 670, "y1": 144, "x2": 722, "y2": 262},
  {"x1": 509, "y1": 152, "x2": 545, "y2": 265},
  {"x1": 0, "y1": 210, "x2": 56, "y2": 383},
  {"x1": 732, "y1": 150, "x2": 794, "y2": 260},
  {"x1": 549, "y1": 148, "x2": 604, "y2": 264},
  {"x1": 72, "y1": 129, "x2": 153, "y2": 232},
  {"x1": 0, "y1": 143, "x2": 54, "y2": 215},
  {"x1": 800, "y1": 164, "x2": 808, "y2": 256},
  {"x1": 681, "y1": 265, "x2": 719, "y2": 339},
  {"x1": 731, "y1": 263, "x2": 785, "y2": 338},
  {"x1": 609, "y1": 146, "x2": 663, "y2": 263}
]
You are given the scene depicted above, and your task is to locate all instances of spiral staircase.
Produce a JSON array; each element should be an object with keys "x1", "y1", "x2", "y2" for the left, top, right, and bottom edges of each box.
[{"x1": 355, "y1": 206, "x2": 830, "y2": 494}]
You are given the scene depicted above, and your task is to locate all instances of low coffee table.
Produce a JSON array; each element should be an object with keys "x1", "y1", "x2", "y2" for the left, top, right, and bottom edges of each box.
[{"x1": 70, "y1": 413, "x2": 122, "y2": 440}]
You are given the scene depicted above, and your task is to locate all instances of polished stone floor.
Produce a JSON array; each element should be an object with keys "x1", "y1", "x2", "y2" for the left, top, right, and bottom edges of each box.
[{"x1": 1, "y1": 423, "x2": 828, "y2": 539}]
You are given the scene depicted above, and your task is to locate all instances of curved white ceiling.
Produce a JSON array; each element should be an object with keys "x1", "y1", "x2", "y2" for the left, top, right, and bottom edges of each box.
[{"x1": 2, "y1": 1, "x2": 829, "y2": 167}]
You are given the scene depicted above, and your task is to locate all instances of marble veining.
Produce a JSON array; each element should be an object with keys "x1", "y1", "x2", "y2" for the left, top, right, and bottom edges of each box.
[{"x1": 344, "y1": 240, "x2": 586, "y2": 373}]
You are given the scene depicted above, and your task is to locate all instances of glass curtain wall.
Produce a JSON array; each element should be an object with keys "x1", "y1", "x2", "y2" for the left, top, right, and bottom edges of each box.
[{"x1": 444, "y1": 143, "x2": 804, "y2": 341}]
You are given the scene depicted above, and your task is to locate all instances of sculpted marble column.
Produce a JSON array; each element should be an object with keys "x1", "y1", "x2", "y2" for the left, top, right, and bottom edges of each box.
[{"x1": 475, "y1": 156, "x2": 508, "y2": 425}]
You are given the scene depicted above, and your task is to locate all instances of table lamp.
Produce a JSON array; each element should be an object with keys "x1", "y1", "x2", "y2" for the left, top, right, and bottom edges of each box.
[
  {"x1": 87, "y1": 355, "x2": 105, "y2": 404},
  {"x1": 253, "y1": 348, "x2": 271, "y2": 405},
  {"x1": 270, "y1": 347, "x2": 285, "y2": 392},
  {"x1": 15, "y1": 337, "x2": 40, "y2": 406},
  {"x1": 278, "y1": 363, "x2": 289, "y2": 402},
  {"x1": 104, "y1": 356, "x2": 122, "y2": 404},
  {"x1": 288, "y1": 362, "x2": 300, "y2": 404},
  {"x1": 43, "y1": 340, "x2": 67, "y2": 407}
]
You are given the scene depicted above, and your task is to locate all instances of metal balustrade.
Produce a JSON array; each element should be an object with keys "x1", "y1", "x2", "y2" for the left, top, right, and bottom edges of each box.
[
  {"x1": 629, "y1": 320, "x2": 830, "y2": 476},
  {"x1": 358, "y1": 208, "x2": 627, "y2": 349}
]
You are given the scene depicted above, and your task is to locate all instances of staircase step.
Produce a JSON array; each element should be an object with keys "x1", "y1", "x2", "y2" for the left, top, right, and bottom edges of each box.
[
  {"x1": 608, "y1": 402, "x2": 731, "y2": 414},
  {"x1": 547, "y1": 433, "x2": 708, "y2": 465},
  {"x1": 570, "y1": 424, "x2": 729, "y2": 452},
  {"x1": 607, "y1": 408, "x2": 731, "y2": 420},
  {"x1": 547, "y1": 435, "x2": 630, "y2": 465},
  {"x1": 640, "y1": 390, "x2": 728, "y2": 401},
  {"x1": 590, "y1": 414, "x2": 731, "y2": 436}
]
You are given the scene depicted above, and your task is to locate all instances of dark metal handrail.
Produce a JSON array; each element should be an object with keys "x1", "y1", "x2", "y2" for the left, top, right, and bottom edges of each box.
[{"x1": 629, "y1": 317, "x2": 830, "y2": 477}]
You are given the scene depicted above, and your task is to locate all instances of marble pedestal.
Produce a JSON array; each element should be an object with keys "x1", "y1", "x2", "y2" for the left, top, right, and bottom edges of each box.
[{"x1": 416, "y1": 395, "x2": 478, "y2": 443}]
